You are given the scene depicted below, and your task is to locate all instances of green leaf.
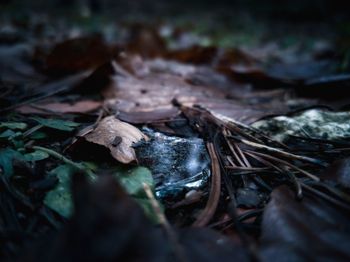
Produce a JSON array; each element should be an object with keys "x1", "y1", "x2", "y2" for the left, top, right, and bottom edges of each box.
[
  {"x1": 114, "y1": 166, "x2": 161, "y2": 223},
  {"x1": 44, "y1": 164, "x2": 97, "y2": 218},
  {"x1": 11, "y1": 138, "x2": 24, "y2": 149},
  {"x1": 116, "y1": 166, "x2": 153, "y2": 198},
  {"x1": 0, "y1": 148, "x2": 24, "y2": 177},
  {"x1": 44, "y1": 165, "x2": 75, "y2": 218},
  {"x1": 45, "y1": 164, "x2": 158, "y2": 221},
  {"x1": 31, "y1": 117, "x2": 80, "y2": 132},
  {"x1": 29, "y1": 131, "x2": 47, "y2": 140},
  {"x1": 0, "y1": 122, "x2": 27, "y2": 130},
  {"x1": 134, "y1": 197, "x2": 162, "y2": 224},
  {"x1": 0, "y1": 130, "x2": 22, "y2": 140},
  {"x1": 24, "y1": 150, "x2": 49, "y2": 162},
  {"x1": 0, "y1": 129, "x2": 16, "y2": 138}
]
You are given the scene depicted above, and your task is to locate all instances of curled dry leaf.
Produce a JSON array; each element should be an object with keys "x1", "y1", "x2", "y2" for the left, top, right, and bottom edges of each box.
[{"x1": 84, "y1": 116, "x2": 147, "y2": 164}]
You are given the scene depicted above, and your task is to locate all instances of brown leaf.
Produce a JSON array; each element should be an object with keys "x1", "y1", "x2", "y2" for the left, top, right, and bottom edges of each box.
[
  {"x1": 82, "y1": 59, "x2": 305, "y2": 125},
  {"x1": 166, "y1": 46, "x2": 256, "y2": 67},
  {"x1": 16, "y1": 100, "x2": 101, "y2": 115},
  {"x1": 321, "y1": 157, "x2": 350, "y2": 188},
  {"x1": 126, "y1": 24, "x2": 167, "y2": 58},
  {"x1": 259, "y1": 186, "x2": 350, "y2": 261},
  {"x1": 45, "y1": 36, "x2": 114, "y2": 75},
  {"x1": 84, "y1": 116, "x2": 147, "y2": 164}
]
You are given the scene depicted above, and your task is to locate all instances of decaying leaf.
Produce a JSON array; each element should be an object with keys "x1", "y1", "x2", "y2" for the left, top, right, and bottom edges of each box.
[
  {"x1": 87, "y1": 58, "x2": 307, "y2": 125},
  {"x1": 16, "y1": 100, "x2": 101, "y2": 115},
  {"x1": 84, "y1": 116, "x2": 147, "y2": 164},
  {"x1": 45, "y1": 36, "x2": 114, "y2": 74},
  {"x1": 259, "y1": 186, "x2": 350, "y2": 261}
]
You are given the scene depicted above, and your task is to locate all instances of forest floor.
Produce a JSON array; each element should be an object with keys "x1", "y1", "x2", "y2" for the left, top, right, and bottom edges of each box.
[{"x1": 1, "y1": 2, "x2": 350, "y2": 261}]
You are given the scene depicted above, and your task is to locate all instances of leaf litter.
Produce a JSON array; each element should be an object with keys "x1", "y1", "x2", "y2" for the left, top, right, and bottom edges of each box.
[{"x1": 1, "y1": 5, "x2": 350, "y2": 262}]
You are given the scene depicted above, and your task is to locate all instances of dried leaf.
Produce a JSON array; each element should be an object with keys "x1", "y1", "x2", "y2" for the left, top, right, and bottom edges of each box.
[
  {"x1": 45, "y1": 36, "x2": 113, "y2": 74},
  {"x1": 259, "y1": 186, "x2": 350, "y2": 261},
  {"x1": 126, "y1": 24, "x2": 167, "y2": 58},
  {"x1": 321, "y1": 158, "x2": 350, "y2": 188},
  {"x1": 84, "y1": 116, "x2": 146, "y2": 163},
  {"x1": 17, "y1": 100, "x2": 101, "y2": 115}
]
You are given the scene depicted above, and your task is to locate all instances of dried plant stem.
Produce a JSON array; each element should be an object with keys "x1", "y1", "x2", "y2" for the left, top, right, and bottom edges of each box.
[
  {"x1": 233, "y1": 137, "x2": 325, "y2": 166},
  {"x1": 192, "y1": 142, "x2": 221, "y2": 227},
  {"x1": 246, "y1": 150, "x2": 320, "y2": 182},
  {"x1": 32, "y1": 146, "x2": 84, "y2": 171}
]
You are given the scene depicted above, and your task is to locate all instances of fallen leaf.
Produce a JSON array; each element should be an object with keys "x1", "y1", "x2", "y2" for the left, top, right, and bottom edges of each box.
[
  {"x1": 126, "y1": 24, "x2": 167, "y2": 58},
  {"x1": 16, "y1": 100, "x2": 101, "y2": 115},
  {"x1": 84, "y1": 116, "x2": 147, "y2": 164},
  {"x1": 45, "y1": 36, "x2": 114, "y2": 74},
  {"x1": 90, "y1": 59, "x2": 287, "y2": 124},
  {"x1": 81, "y1": 58, "x2": 316, "y2": 125},
  {"x1": 259, "y1": 186, "x2": 350, "y2": 261},
  {"x1": 321, "y1": 158, "x2": 350, "y2": 188}
]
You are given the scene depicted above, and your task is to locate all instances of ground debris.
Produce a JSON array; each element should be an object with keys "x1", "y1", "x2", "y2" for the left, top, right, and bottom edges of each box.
[
  {"x1": 83, "y1": 116, "x2": 147, "y2": 164},
  {"x1": 1, "y1": 3, "x2": 350, "y2": 261}
]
